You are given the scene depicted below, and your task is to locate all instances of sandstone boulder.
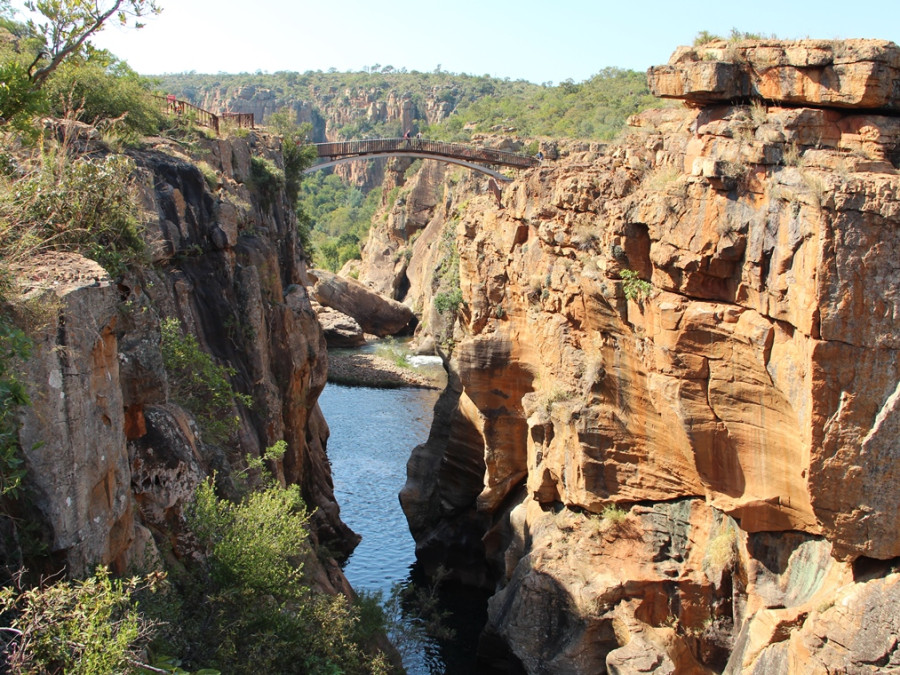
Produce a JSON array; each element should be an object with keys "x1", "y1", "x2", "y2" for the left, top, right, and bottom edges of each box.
[
  {"x1": 308, "y1": 268, "x2": 415, "y2": 336},
  {"x1": 310, "y1": 300, "x2": 365, "y2": 348}
]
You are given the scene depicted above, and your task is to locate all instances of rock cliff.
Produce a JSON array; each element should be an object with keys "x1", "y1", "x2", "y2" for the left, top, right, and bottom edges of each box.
[
  {"x1": 9, "y1": 130, "x2": 356, "y2": 585},
  {"x1": 397, "y1": 39, "x2": 900, "y2": 672}
]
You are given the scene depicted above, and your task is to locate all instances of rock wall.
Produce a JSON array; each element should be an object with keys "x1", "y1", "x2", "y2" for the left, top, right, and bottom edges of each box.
[
  {"x1": 11, "y1": 130, "x2": 356, "y2": 583},
  {"x1": 399, "y1": 39, "x2": 900, "y2": 672}
]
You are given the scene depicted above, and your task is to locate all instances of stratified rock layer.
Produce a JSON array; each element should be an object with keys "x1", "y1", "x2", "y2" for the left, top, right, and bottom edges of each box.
[
  {"x1": 398, "y1": 39, "x2": 900, "y2": 673},
  {"x1": 649, "y1": 39, "x2": 900, "y2": 110}
]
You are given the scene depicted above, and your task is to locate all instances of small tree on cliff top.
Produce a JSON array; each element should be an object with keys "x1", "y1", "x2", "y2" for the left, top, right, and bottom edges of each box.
[
  {"x1": 0, "y1": 0, "x2": 160, "y2": 128},
  {"x1": 23, "y1": 0, "x2": 161, "y2": 86}
]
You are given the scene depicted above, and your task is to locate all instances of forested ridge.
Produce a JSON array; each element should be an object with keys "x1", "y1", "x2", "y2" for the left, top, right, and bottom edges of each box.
[{"x1": 159, "y1": 67, "x2": 662, "y2": 142}]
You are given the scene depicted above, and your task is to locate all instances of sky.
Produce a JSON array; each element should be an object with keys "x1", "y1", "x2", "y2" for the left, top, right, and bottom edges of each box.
[{"x1": 11, "y1": 0, "x2": 900, "y2": 84}]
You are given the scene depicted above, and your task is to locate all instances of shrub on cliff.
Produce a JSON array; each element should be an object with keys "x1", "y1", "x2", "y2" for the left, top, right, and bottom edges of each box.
[
  {"x1": 0, "y1": 566, "x2": 163, "y2": 674},
  {"x1": 159, "y1": 318, "x2": 252, "y2": 447},
  {"x1": 621, "y1": 268, "x2": 653, "y2": 302},
  {"x1": 145, "y1": 478, "x2": 392, "y2": 674},
  {"x1": 248, "y1": 155, "x2": 285, "y2": 210}
]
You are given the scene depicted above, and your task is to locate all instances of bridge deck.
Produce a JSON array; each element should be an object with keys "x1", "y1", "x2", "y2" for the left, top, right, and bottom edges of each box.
[{"x1": 314, "y1": 138, "x2": 539, "y2": 170}]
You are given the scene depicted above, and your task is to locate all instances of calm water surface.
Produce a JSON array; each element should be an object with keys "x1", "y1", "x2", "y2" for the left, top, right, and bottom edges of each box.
[{"x1": 321, "y1": 383, "x2": 487, "y2": 674}]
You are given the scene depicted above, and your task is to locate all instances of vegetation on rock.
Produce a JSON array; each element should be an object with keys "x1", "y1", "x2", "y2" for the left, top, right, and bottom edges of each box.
[{"x1": 159, "y1": 317, "x2": 253, "y2": 447}]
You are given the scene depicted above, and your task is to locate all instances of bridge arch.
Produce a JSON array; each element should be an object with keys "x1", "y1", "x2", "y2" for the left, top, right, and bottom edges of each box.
[{"x1": 303, "y1": 138, "x2": 538, "y2": 183}]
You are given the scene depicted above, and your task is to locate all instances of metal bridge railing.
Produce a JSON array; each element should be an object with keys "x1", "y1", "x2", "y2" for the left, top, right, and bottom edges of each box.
[
  {"x1": 314, "y1": 138, "x2": 538, "y2": 169},
  {"x1": 154, "y1": 96, "x2": 255, "y2": 135}
]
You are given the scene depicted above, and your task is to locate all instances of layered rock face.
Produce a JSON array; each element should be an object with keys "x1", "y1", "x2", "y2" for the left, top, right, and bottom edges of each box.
[
  {"x1": 400, "y1": 40, "x2": 900, "y2": 672},
  {"x1": 12, "y1": 132, "x2": 356, "y2": 580}
]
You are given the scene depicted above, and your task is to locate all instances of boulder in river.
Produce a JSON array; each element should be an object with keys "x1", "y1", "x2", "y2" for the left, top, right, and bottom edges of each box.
[{"x1": 308, "y1": 269, "x2": 415, "y2": 337}]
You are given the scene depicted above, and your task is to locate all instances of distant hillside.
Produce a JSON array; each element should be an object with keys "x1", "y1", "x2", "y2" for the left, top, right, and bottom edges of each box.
[{"x1": 157, "y1": 67, "x2": 661, "y2": 143}]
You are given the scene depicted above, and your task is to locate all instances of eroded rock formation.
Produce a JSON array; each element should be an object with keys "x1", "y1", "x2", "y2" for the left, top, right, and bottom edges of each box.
[
  {"x1": 398, "y1": 39, "x2": 900, "y2": 672},
  {"x1": 10, "y1": 131, "x2": 357, "y2": 581},
  {"x1": 308, "y1": 268, "x2": 415, "y2": 336}
]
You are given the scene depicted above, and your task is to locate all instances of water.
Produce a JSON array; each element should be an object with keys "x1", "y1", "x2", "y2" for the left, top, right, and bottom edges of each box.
[{"x1": 321, "y1": 383, "x2": 487, "y2": 674}]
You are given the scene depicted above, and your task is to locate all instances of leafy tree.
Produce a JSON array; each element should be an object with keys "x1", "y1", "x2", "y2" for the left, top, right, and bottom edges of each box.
[
  {"x1": 265, "y1": 106, "x2": 316, "y2": 208},
  {"x1": 23, "y1": 0, "x2": 161, "y2": 86},
  {"x1": 0, "y1": 0, "x2": 160, "y2": 130}
]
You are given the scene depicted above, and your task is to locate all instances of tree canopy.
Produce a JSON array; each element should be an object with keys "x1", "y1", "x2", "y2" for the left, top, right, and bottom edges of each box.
[{"x1": 24, "y1": 0, "x2": 160, "y2": 85}]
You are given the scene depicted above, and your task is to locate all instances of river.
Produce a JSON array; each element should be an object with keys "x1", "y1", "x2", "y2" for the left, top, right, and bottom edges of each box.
[{"x1": 320, "y1": 383, "x2": 489, "y2": 674}]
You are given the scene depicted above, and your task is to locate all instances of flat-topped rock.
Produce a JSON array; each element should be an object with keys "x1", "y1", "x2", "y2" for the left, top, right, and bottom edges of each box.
[{"x1": 649, "y1": 39, "x2": 900, "y2": 110}]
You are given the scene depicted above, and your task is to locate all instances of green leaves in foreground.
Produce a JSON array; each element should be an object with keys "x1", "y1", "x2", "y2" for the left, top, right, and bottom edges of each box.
[{"x1": 0, "y1": 567, "x2": 163, "y2": 674}]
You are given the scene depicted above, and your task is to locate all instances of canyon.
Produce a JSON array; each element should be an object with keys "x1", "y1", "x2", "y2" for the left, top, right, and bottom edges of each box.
[
  {"x1": 5, "y1": 37, "x2": 900, "y2": 674},
  {"x1": 361, "y1": 38, "x2": 900, "y2": 673}
]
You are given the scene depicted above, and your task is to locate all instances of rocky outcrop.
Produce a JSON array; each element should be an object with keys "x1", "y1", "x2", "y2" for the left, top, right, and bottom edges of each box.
[
  {"x1": 399, "y1": 39, "x2": 900, "y2": 672},
  {"x1": 649, "y1": 39, "x2": 900, "y2": 110},
  {"x1": 10, "y1": 131, "x2": 357, "y2": 576},
  {"x1": 308, "y1": 268, "x2": 415, "y2": 336}
]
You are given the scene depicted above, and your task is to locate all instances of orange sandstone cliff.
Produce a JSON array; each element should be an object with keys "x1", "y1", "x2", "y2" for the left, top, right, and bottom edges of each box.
[{"x1": 394, "y1": 39, "x2": 900, "y2": 673}]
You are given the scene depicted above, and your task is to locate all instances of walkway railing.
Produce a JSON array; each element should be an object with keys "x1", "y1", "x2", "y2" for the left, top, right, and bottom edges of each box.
[
  {"x1": 154, "y1": 95, "x2": 255, "y2": 135},
  {"x1": 314, "y1": 138, "x2": 539, "y2": 170}
]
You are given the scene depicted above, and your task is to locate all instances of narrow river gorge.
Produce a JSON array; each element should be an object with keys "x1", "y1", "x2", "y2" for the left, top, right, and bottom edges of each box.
[
  {"x1": 5, "y1": 33, "x2": 900, "y2": 675},
  {"x1": 321, "y1": 383, "x2": 491, "y2": 674}
]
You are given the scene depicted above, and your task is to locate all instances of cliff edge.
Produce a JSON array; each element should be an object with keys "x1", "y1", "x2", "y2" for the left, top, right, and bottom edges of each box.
[{"x1": 400, "y1": 38, "x2": 900, "y2": 673}]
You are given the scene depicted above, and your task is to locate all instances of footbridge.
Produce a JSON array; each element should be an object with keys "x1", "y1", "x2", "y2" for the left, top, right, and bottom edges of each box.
[{"x1": 304, "y1": 138, "x2": 539, "y2": 182}]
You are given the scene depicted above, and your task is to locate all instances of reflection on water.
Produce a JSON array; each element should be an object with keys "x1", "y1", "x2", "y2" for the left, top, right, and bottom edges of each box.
[{"x1": 321, "y1": 383, "x2": 487, "y2": 674}]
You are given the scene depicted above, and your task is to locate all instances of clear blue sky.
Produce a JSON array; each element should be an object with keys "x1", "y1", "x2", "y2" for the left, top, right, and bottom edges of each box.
[{"x1": 12, "y1": 0, "x2": 900, "y2": 84}]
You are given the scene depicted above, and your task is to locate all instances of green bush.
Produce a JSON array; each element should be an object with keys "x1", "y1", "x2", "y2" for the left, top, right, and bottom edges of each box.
[
  {"x1": 189, "y1": 479, "x2": 310, "y2": 596},
  {"x1": 0, "y1": 60, "x2": 46, "y2": 134},
  {"x1": 0, "y1": 567, "x2": 162, "y2": 674},
  {"x1": 621, "y1": 269, "x2": 653, "y2": 302},
  {"x1": 159, "y1": 318, "x2": 252, "y2": 446},
  {"x1": 433, "y1": 287, "x2": 463, "y2": 315},
  {"x1": 162, "y1": 479, "x2": 391, "y2": 674},
  {"x1": 601, "y1": 504, "x2": 628, "y2": 524},
  {"x1": 249, "y1": 155, "x2": 285, "y2": 209},
  {"x1": 44, "y1": 54, "x2": 164, "y2": 136}
]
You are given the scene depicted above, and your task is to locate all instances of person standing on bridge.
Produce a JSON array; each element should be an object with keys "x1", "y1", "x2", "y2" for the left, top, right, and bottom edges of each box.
[
  {"x1": 416, "y1": 131, "x2": 423, "y2": 149},
  {"x1": 404, "y1": 130, "x2": 411, "y2": 147}
]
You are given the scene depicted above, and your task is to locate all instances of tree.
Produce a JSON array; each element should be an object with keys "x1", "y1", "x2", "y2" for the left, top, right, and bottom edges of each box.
[
  {"x1": 24, "y1": 0, "x2": 161, "y2": 86},
  {"x1": 265, "y1": 106, "x2": 316, "y2": 208}
]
